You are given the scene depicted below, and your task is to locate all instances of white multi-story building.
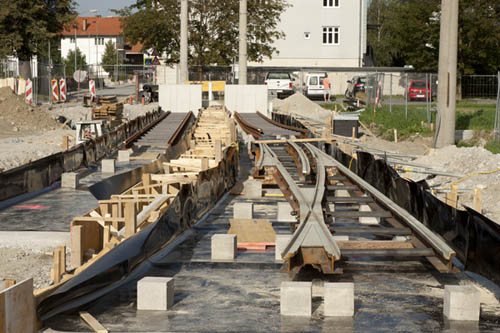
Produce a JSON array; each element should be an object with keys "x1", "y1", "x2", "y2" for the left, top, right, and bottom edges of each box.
[
  {"x1": 60, "y1": 17, "x2": 125, "y2": 71},
  {"x1": 251, "y1": 0, "x2": 368, "y2": 67}
]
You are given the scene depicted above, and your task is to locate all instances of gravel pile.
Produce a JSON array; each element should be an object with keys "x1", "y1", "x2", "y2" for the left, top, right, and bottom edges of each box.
[
  {"x1": 272, "y1": 92, "x2": 334, "y2": 122},
  {"x1": 407, "y1": 145, "x2": 500, "y2": 223}
]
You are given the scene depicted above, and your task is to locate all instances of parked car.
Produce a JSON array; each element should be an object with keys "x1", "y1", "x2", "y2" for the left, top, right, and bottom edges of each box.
[
  {"x1": 408, "y1": 80, "x2": 432, "y2": 101},
  {"x1": 264, "y1": 72, "x2": 295, "y2": 99},
  {"x1": 345, "y1": 76, "x2": 366, "y2": 98},
  {"x1": 303, "y1": 72, "x2": 328, "y2": 100}
]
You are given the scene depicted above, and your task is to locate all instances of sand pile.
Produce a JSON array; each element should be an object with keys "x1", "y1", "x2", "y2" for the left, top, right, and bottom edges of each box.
[
  {"x1": 0, "y1": 87, "x2": 60, "y2": 138},
  {"x1": 407, "y1": 145, "x2": 500, "y2": 223},
  {"x1": 272, "y1": 92, "x2": 333, "y2": 123}
]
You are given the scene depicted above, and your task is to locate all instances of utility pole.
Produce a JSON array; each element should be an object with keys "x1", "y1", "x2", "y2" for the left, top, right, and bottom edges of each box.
[
  {"x1": 238, "y1": 0, "x2": 247, "y2": 85},
  {"x1": 179, "y1": 0, "x2": 189, "y2": 84},
  {"x1": 435, "y1": 0, "x2": 459, "y2": 148}
]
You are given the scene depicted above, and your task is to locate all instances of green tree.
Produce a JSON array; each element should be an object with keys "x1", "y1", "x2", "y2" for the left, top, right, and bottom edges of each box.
[
  {"x1": 101, "y1": 40, "x2": 121, "y2": 78},
  {"x1": 0, "y1": 0, "x2": 76, "y2": 78},
  {"x1": 115, "y1": 0, "x2": 289, "y2": 68},
  {"x1": 64, "y1": 48, "x2": 87, "y2": 77}
]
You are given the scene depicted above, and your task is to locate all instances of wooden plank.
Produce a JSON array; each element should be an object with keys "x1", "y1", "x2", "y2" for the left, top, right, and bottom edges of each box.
[
  {"x1": 215, "y1": 140, "x2": 222, "y2": 162},
  {"x1": 0, "y1": 278, "x2": 35, "y2": 333},
  {"x1": 53, "y1": 249, "x2": 61, "y2": 284},
  {"x1": 228, "y1": 219, "x2": 276, "y2": 243},
  {"x1": 71, "y1": 225, "x2": 83, "y2": 267},
  {"x1": 125, "y1": 202, "x2": 137, "y2": 238},
  {"x1": 59, "y1": 246, "x2": 66, "y2": 275},
  {"x1": 79, "y1": 312, "x2": 108, "y2": 333},
  {"x1": 337, "y1": 240, "x2": 413, "y2": 250},
  {"x1": 142, "y1": 173, "x2": 151, "y2": 195}
]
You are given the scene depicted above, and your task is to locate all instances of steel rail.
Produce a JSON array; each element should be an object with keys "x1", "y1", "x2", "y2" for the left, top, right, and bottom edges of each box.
[
  {"x1": 124, "y1": 111, "x2": 170, "y2": 148},
  {"x1": 287, "y1": 140, "x2": 311, "y2": 177},
  {"x1": 234, "y1": 112, "x2": 263, "y2": 138},
  {"x1": 256, "y1": 143, "x2": 341, "y2": 273},
  {"x1": 167, "y1": 112, "x2": 195, "y2": 145},
  {"x1": 307, "y1": 144, "x2": 456, "y2": 263},
  {"x1": 256, "y1": 111, "x2": 308, "y2": 137}
]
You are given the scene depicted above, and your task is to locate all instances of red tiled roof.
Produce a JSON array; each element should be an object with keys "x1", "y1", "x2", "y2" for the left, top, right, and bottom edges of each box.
[
  {"x1": 61, "y1": 17, "x2": 123, "y2": 36},
  {"x1": 127, "y1": 42, "x2": 144, "y2": 54}
]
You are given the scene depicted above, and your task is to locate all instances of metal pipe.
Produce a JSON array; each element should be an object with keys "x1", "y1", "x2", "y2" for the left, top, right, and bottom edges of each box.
[{"x1": 393, "y1": 165, "x2": 463, "y2": 178}]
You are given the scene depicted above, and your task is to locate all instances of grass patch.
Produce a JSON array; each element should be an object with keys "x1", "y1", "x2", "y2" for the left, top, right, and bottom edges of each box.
[
  {"x1": 485, "y1": 139, "x2": 500, "y2": 154},
  {"x1": 358, "y1": 103, "x2": 496, "y2": 141}
]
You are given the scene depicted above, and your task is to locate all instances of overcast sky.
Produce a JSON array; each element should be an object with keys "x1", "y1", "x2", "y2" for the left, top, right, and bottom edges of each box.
[{"x1": 75, "y1": 0, "x2": 136, "y2": 17}]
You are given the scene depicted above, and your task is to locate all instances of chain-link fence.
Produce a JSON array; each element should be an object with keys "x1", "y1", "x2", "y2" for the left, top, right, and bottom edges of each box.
[
  {"x1": 494, "y1": 73, "x2": 500, "y2": 141},
  {"x1": 462, "y1": 75, "x2": 498, "y2": 99}
]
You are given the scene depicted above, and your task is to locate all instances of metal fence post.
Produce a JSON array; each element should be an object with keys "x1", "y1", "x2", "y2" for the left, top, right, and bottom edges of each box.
[
  {"x1": 405, "y1": 73, "x2": 408, "y2": 119},
  {"x1": 495, "y1": 71, "x2": 500, "y2": 140},
  {"x1": 426, "y1": 73, "x2": 431, "y2": 123},
  {"x1": 389, "y1": 73, "x2": 392, "y2": 113}
]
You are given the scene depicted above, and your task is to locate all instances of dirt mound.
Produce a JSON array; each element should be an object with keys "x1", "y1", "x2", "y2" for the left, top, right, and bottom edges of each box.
[
  {"x1": 272, "y1": 92, "x2": 334, "y2": 123},
  {"x1": 0, "y1": 87, "x2": 60, "y2": 138}
]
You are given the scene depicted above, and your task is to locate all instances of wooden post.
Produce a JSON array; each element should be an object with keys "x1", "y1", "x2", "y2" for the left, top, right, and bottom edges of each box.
[
  {"x1": 473, "y1": 186, "x2": 482, "y2": 213},
  {"x1": 431, "y1": 123, "x2": 435, "y2": 132},
  {"x1": 201, "y1": 157, "x2": 209, "y2": 170},
  {"x1": 352, "y1": 127, "x2": 356, "y2": 141},
  {"x1": 103, "y1": 226, "x2": 111, "y2": 247},
  {"x1": 215, "y1": 139, "x2": 222, "y2": 162},
  {"x1": 58, "y1": 246, "x2": 66, "y2": 275},
  {"x1": 71, "y1": 225, "x2": 83, "y2": 267},
  {"x1": 142, "y1": 173, "x2": 151, "y2": 195},
  {"x1": 394, "y1": 129, "x2": 398, "y2": 143},
  {"x1": 62, "y1": 136, "x2": 69, "y2": 151},
  {"x1": 53, "y1": 249, "x2": 61, "y2": 283},
  {"x1": 125, "y1": 202, "x2": 137, "y2": 238},
  {"x1": 446, "y1": 184, "x2": 458, "y2": 208}
]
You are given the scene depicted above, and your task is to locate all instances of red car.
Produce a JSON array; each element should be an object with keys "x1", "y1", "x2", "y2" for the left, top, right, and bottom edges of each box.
[{"x1": 408, "y1": 80, "x2": 432, "y2": 101}]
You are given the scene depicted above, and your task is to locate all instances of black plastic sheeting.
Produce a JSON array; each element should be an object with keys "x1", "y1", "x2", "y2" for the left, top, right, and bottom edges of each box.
[
  {"x1": 0, "y1": 110, "x2": 163, "y2": 202},
  {"x1": 327, "y1": 145, "x2": 500, "y2": 286},
  {"x1": 36, "y1": 146, "x2": 238, "y2": 320}
]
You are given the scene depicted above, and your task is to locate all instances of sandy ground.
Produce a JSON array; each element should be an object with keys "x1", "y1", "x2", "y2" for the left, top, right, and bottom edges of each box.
[{"x1": 0, "y1": 247, "x2": 53, "y2": 289}]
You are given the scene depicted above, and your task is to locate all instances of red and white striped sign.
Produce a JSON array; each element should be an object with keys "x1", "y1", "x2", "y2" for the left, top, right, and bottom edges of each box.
[
  {"x1": 51, "y1": 79, "x2": 59, "y2": 103},
  {"x1": 89, "y1": 80, "x2": 96, "y2": 97},
  {"x1": 59, "y1": 78, "x2": 67, "y2": 102},
  {"x1": 25, "y1": 79, "x2": 33, "y2": 104}
]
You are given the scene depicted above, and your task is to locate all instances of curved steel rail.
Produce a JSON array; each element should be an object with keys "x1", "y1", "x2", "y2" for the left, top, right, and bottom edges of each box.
[
  {"x1": 234, "y1": 112, "x2": 263, "y2": 138},
  {"x1": 256, "y1": 111, "x2": 308, "y2": 137},
  {"x1": 287, "y1": 140, "x2": 311, "y2": 177}
]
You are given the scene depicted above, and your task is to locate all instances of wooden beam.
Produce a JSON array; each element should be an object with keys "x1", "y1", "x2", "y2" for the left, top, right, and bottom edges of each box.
[
  {"x1": 79, "y1": 312, "x2": 108, "y2": 333},
  {"x1": 71, "y1": 225, "x2": 83, "y2": 267},
  {"x1": 124, "y1": 202, "x2": 137, "y2": 238}
]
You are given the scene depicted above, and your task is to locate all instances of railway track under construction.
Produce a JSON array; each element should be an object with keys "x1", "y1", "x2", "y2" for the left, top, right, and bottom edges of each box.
[{"x1": 236, "y1": 113, "x2": 456, "y2": 276}]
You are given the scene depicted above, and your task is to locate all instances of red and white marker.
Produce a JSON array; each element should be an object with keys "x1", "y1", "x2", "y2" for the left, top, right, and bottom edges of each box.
[
  {"x1": 25, "y1": 79, "x2": 33, "y2": 104},
  {"x1": 89, "y1": 80, "x2": 96, "y2": 98},
  {"x1": 59, "y1": 78, "x2": 67, "y2": 102},
  {"x1": 51, "y1": 79, "x2": 59, "y2": 103}
]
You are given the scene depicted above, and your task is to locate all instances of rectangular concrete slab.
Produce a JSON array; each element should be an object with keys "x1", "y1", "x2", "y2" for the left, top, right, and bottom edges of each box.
[
  {"x1": 324, "y1": 282, "x2": 355, "y2": 317},
  {"x1": 224, "y1": 85, "x2": 268, "y2": 114},
  {"x1": 101, "y1": 159, "x2": 116, "y2": 174},
  {"x1": 159, "y1": 85, "x2": 202, "y2": 116},
  {"x1": 243, "y1": 180, "x2": 262, "y2": 199},
  {"x1": 137, "y1": 276, "x2": 174, "y2": 311},
  {"x1": 275, "y1": 234, "x2": 292, "y2": 261},
  {"x1": 444, "y1": 285, "x2": 480, "y2": 321},
  {"x1": 233, "y1": 202, "x2": 253, "y2": 219},
  {"x1": 61, "y1": 172, "x2": 79, "y2": 189},
  {"x1": 359, "y1": 204, "x2": 380, "y2": 225},
  {"x1": 118, "y1": 150, "x2": 131, "y2": 162},
  {"x1": 277, "y1": 202, "x2": 296, "y2": 222},
  {"x1": 281, "y1": 281, "x2": 312, "y2": 316},
  {"x1": 211, "y1": 234, "x2": 237, "y2": 260}
]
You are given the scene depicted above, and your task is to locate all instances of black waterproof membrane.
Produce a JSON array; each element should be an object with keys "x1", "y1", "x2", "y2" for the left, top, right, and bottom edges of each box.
[
  {"x1": 328, "y1": 144, "x2": 500, "y2": 286},
  {"x1": 36, "y1": 146, "x2": 238, "y2": 320},
  {"x1": 0, "y1": 110, "x2": 163, "y2": 202}
]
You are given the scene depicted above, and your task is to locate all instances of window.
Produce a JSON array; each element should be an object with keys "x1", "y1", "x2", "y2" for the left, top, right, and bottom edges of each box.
[
  {"x1": 70, "y1": 37, "x2": 75, "y2": 44},
  {"x1": 322, "y1": 27, "x2": 339, "y2": 45},
  {"x1": 304, "y1": 32, "x2": 311, "y2": 39},
  {"x1": 94, "y1": 37, "x2": 104, "y2": 45},
  {"x1": 323, "y1": 0, "x2": 339, "y2": 8}
]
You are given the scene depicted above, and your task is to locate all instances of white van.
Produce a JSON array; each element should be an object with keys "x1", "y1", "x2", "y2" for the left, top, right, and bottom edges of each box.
[{"x1": 303, "y1": 72, "x2": 327, "y2": 100}]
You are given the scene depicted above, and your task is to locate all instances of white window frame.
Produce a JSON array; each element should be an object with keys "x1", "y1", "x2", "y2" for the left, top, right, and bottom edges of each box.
[
  {"x1": 322, "y1": 26, "x2": 339, "y2": 45},
  {"x1": 323, "y1": 0, "x2": 340, "y2": 8}
]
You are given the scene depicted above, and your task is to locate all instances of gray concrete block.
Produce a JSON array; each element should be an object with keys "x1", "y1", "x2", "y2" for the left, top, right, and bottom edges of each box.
[
  {"x1": 324, "y1": 282, "x2": 354, "y2": 317},
  {"x1": 137, "y1": 276, "x2": 175, "y2": 310},
  {"x1": 444, "y1": 285, "x2": 480, "y2": 321},
  {"x1": 211, "y1": 234, "x2": 237, "y2": 260},
  {"x1": 277, "y1": 202, "x2": 296, "y2": 222},
  {"x1": 61, "y1": 172, "x2": 79, "y2": 189},
  {"x1": 233, "y1": 202, "x2": 253, "y2": 219},
  {"x1": 244, "y1": 180, "x2": 262, "y2": 199},
  {"x1": 118, "y1": 150, "x2": 130, "y2": 162},
  {"x1": 275, "y1": 234, "x2": 292, "y2": 261},
  {"x1": 101, "y1": 159, "x2": 116, "y2": 174},
  {"x1": 281, "y1": 281, "x2": 312, "y2": 316},
  {"x1": 359, "y1": 204, "x2": 379, "y2": 225},
  {"x1": 333, "y1": 235, "x2": 349, "y2": 241}
]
